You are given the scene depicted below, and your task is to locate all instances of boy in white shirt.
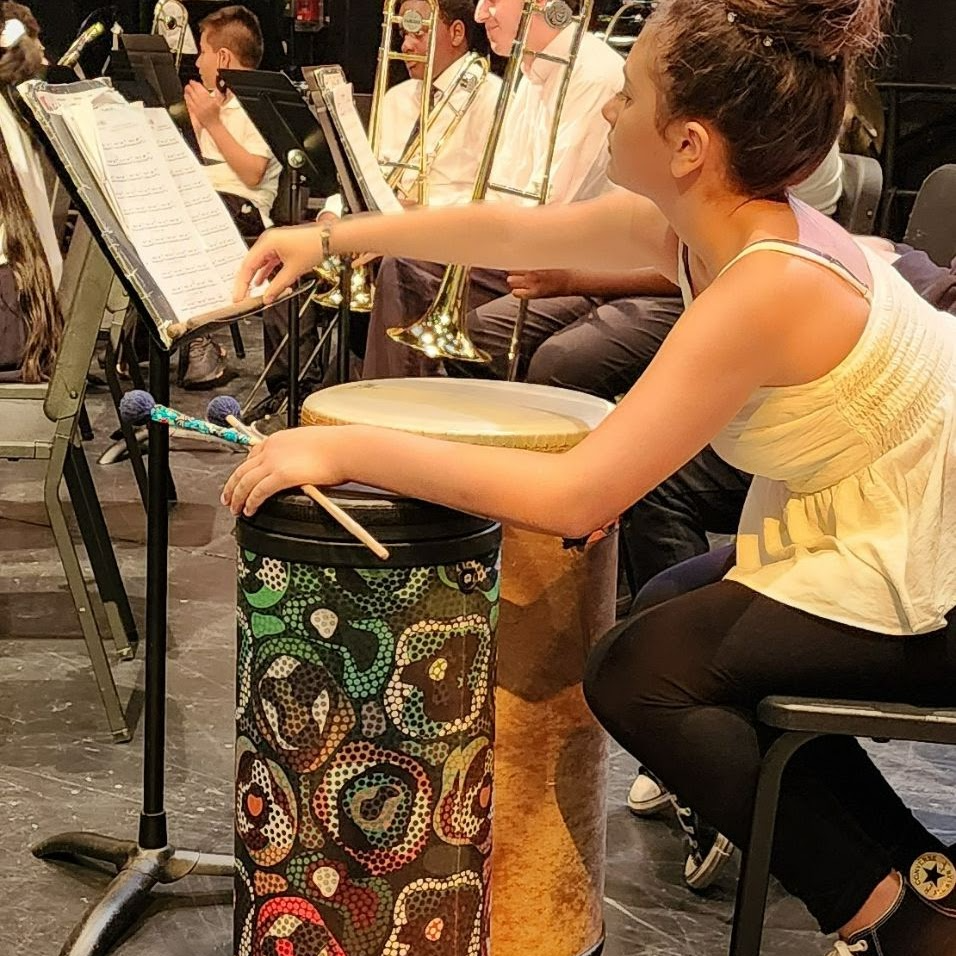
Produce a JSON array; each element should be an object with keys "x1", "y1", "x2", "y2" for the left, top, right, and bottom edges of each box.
[
  {"x1": 183, "y1": 5, "x2": 281, "y2": 388},
  {"x1": 186, "y1": 4, "x2": 281, "y2": 233}
]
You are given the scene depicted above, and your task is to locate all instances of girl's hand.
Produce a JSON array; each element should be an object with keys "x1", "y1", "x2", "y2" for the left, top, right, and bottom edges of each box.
[
  {"x1": 221, "y1": 426, "x2": 350, "y2": 516},
  {"x1": 234, "y1": 223, "x2": 327, "y2": 303}
]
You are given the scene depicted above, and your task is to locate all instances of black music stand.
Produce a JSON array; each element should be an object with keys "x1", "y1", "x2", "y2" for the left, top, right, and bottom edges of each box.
[
  {"x1": 221, "y1": 67, "x2": 366, "y2": 421},
  {"x1": 17, "y1": 79, "x2": 265, "y2": 956},
  {"x1": 111, "y1": 34, "x2": 199, "y2": 155}
]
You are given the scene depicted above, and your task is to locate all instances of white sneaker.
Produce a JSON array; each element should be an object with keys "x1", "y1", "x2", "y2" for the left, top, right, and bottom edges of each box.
[{"x1": 626, "y1": 769, "x2": 672, "y2": 817}]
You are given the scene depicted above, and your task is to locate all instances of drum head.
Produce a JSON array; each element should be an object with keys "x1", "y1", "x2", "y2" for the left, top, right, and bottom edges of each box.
[{"x1": 302, "y1": 379, "x2": 615, "y2": 452}]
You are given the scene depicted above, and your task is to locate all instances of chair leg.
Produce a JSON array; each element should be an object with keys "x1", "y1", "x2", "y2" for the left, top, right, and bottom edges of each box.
[
  {"x1": 44, "y1": 449, "x2": 130, "y2": 742},
  {"x1": 230, "y1": 321, "x2": 246, "y2": 359},
  {"x1": 728, "y1": 731, "x2": 821, "y2": 956},
  {"x1": 103, "y1": 332, "x2": 149, "y2": 511},
  {"x1": 63, "y1": 443, "x2": 139, "y2": 658}
]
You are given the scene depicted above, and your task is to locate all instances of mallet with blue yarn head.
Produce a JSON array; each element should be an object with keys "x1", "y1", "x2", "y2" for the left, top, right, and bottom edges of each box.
[
  {"x1": 144, "y1": 391, "x2": 387, "y2": 560},
  {"x1": 206, "y1": 395, "x2": 263, "y2": 443},
  {"x1": 119, "y1": 390, "x2": 253, "y2": 447}
]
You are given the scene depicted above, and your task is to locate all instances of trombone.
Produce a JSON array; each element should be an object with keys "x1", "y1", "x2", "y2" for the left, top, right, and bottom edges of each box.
[
  {"x1": 368, "y1": 0, "x2": 441, "y2": 206},
  {"x1": 382, "y1": 51, "x2": 490, "y2": 203},
  {"x1": 314, "y1": 3, "x2": 490, "y2": 312},
  {"x1": 151, "y1": 0, "x2": 191, "y2": 71},
  {"x1": 387, "y1": 0, "x2": 595, "y2": 377},
  {"x1": 602, "y1": 0, "x2": 654, "y2": 51}
]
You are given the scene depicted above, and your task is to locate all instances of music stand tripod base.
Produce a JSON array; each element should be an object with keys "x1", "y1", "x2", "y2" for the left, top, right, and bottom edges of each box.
[
  {"x1": 31, "y1": 834, "x2": 233, "y2": 956},
  {"x1": 31, "y1": 343, "x2": 232, "y2": 956}
]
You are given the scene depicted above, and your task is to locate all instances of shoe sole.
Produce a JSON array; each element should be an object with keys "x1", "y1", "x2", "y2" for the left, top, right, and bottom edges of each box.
[
  {"x1": 183, "y1": 370, "x2": 235, "y2": 391},
  {"x1": 627, "y1": 792, "x2": 672, "y2": 817},
  {"x1": 684, "y1": 835, "x2": 735, "y2": 892}
]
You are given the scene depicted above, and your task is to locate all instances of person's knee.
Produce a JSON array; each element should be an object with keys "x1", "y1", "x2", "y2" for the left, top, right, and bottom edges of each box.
[
  {"x1": 526, "y1": 338, "x2": 592, "y2": 392},
  {"x1": 584, "y1": 612, "x2": 674, "y2": 743}
]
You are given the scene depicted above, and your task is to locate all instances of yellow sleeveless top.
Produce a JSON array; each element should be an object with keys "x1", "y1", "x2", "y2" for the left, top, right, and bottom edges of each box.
[{"x1": 678, "y1": 240, "x2": 956, "y2": 635}]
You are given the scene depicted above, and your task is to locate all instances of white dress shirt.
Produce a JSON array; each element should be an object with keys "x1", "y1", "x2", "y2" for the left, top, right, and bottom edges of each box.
[
  {"x1": 322, "y1": 58, "x2": 503, "y2": 217},
  {"x1": 198, "y1": 95, "x2": 282, "y2": 228},
  {"x1": 487, "y1": 29, "x2": 624, "y2": 206}
]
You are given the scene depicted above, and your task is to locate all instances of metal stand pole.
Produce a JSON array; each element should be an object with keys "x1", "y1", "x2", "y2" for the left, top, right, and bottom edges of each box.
[
  {"x1": 286, "y1": 148, "x2": 306, "y2": 427},
  {"x1": 337, "y1": 256, "x2": 353, "y2": 384},
  {"x1": 33, "y1": 340, "x2": 232, "y2": 956}
]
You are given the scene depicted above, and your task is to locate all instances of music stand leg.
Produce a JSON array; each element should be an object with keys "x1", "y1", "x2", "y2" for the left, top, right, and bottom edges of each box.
[
  {"x1": 33, "y1": 340, "x2": 232, "y2": 956},
  {"x1": 337, "y1": 258, "x2": 353, "y2": 385},
  {"x1": 287, "y1": 293, "x2": 300, "y2": 428}
]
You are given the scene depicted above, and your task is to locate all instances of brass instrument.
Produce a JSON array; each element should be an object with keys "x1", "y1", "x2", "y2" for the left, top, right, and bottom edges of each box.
[
  {"x1": 601, "y1": 0, "x2": 654, "y2": 52},
  {"x1": 151, "y1": 0, "x2": 191, "y2": 71},
  {"x1": 368, "y1": 0, "x2": 440, "y2": 206},
  {"x1": 388, "y1": 0, "x2": 595, "y2": 372},
  {"x1": 382, "y1": 51, "x2": 490, "y2": 203},
  {"x1": 314, "y1": 4, "x2": 490, "y2": 314}
]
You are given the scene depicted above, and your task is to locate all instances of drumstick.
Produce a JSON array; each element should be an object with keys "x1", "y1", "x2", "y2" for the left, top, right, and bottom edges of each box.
[{"x1": 206, "y1": 396, "x2": 390, "y2": 561}]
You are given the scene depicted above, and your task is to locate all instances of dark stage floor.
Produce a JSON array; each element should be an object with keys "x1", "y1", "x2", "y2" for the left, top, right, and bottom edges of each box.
[{"x1": 1, "y1": 325, "x2": 954, "y2": 955}]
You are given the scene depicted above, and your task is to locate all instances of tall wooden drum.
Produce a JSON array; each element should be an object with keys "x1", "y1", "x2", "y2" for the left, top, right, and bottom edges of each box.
[{"x1": 303, "y1": 379, "x2": 618, "y2": 956}]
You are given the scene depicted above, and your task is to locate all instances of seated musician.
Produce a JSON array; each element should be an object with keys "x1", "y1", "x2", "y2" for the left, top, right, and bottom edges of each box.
[
  {"x1": 361, "y1": 0, "x2": 625, "y2": 380},
  {"x1": 182, "y1": 4, "x2": 281, "y2": 389},
  {"x1": 623, "y1": 230, "x2": 956, "y2": 891},
  {"x1": 262, "y1": 0, "x2": 503, "y2": 398},
  {"x1": 0, "y1": 4, "x2": 64, "y2": 384},
  {"x1": 227, "y1": 0, "x2": 956, "y2": 951},
  {"x1": 318, "y1": 0, "x2": 502, "y2": 224}
]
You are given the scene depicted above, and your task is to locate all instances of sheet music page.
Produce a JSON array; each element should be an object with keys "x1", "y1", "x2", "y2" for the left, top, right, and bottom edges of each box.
[
  {"x1": 93, "y1": 102, "x2": 229, "y2": 320},
  {"x1": 44, "y1": 86, "x2": 127, "y2": 183},
  {"x1": 145, "y1": 108, "x2": 253, "y2": 293},
  {"x1": 328, "y1": 83, "x2": 404, "y2": 215}
]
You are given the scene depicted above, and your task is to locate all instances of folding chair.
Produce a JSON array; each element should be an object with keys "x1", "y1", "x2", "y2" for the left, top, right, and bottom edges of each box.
[
  {"x1": 728, "y1": 698, "x2": 956, "y2": 956},
  {"x1": 903, "y1": 164, "x2": 956, "y2": 265},
  {"x1": 0, "y1": 219, "x2": 135, "y2": 741}
]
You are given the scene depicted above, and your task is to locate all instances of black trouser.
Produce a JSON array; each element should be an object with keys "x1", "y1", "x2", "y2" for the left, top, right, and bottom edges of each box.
[
  {"x1": 584, "y1": 554, "x2": 955, "y2": 933},
  {"x1": 626, "y1": 445, "x2": 752, "y2": 591}
]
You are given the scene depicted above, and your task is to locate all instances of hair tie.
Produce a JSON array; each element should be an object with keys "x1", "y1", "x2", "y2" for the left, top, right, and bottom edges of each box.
[{"x1": 0, "y1": 18, "x2": 25, "y2": 50}]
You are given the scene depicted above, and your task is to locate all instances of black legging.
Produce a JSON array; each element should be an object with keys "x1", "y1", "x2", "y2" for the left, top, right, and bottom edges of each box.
[{"x1": 584, "y1": 550, "x2": 956, "y2": 933}]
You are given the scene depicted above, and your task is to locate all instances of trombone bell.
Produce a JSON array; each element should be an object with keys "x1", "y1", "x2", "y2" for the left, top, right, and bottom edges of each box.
[{"x1": 386, "y1": 267, "x2": 490, "y2": 363}]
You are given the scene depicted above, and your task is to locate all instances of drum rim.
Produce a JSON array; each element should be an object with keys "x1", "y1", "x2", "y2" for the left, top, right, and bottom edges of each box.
[{"x1": 237, "y1": 521, "x2": 502, "y2": 569}]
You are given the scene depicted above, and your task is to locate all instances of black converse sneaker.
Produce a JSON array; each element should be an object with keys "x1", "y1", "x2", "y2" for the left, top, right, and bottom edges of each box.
[
  {"x1": 672, "y1": 797, "x2": 734, "y2": 891},
  {"x1": 827, "y1": 879, "x2": 956, "y2": 954}
]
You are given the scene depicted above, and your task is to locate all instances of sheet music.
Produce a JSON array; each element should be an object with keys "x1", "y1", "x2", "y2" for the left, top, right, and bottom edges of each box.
[
  {"x1": 327, "y1": 83, "x2": 404, "y2": 215},
  {"x1": 19, "y1": 77, "x2": 271, "y2": 338},
  {"x1": 145, "y1": 108, "x2": 252, "y2": 293},
  {"x1": 93, "y1": 103, "x2": 228, "y2": 320},
  {"x1": 37, "y1": 86, "x2": 126, "y2": 182}
]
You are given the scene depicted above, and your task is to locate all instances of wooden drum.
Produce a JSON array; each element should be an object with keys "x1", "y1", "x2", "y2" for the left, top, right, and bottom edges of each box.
[{"x1": 303, "y1": 379, "x2": 617, "y2": 956}]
